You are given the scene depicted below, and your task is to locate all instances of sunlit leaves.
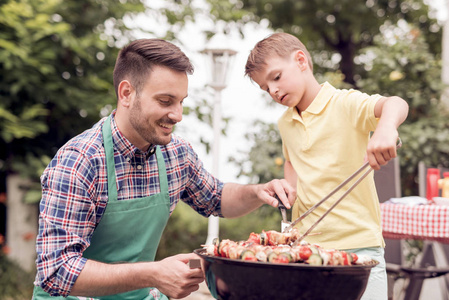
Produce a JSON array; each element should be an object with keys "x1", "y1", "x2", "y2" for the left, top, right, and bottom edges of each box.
[
  {"x1": 229, "y1": 121, "x2": 284, "y2": 183},
  {"x1": 357, "y1": 25, "x2": 444, "y2": 122},
  {"x1": 0, "y1": 104, "x2": 49, "y2": 142},
  {"x1": 207, "y1": 0, "x2": 440, "y2": 85},
  {"x1": 0, "y1": 0, "x2": 147, "y2": 180}
]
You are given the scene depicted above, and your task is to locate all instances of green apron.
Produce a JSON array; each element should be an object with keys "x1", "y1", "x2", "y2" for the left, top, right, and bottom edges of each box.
[{"x1": 33, "y1": 115, "x2": 170, "y2": 300}]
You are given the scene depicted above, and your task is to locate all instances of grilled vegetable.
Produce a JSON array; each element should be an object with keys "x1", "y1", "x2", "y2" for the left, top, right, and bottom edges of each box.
[
  {"x1": 307, "y1": 254, "x2": 323, "y2": 266},
  {"x1": 267, "y1": 251, "x2": 278, "y2": 263},
  {"x1": 272, "y1": 252, "x2": 293, "y2": 264},
  {"x1": 240, "y1": 249, "x2": 257, "y2": 261}
]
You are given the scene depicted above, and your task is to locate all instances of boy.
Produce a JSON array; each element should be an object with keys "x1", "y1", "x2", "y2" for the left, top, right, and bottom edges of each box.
[{"x1": 245, "y1": 32, "x2": 409, "y2": 300}]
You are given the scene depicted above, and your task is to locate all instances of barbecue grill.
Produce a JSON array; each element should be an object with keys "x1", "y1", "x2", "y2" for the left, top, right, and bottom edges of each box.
[{"x1": 194, "y1": 248, "x2": 378, "y2": 300}]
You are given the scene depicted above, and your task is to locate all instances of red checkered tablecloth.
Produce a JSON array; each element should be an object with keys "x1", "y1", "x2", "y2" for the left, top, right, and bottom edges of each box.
[{"x1": 380, "y1": 203, "x2": 449, "y2": 244}]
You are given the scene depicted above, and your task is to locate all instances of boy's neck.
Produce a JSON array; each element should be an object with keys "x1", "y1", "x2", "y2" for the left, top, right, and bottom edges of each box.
[{"x1": 296, "y1": 79, "x2": 322, "y2": 113}]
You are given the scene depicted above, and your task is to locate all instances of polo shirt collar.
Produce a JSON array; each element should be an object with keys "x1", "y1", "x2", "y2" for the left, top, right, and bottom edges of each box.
[
  {"x1": 305, "y1": 81, "x2": 335, "y2": 115},
  {"x1": 284, "y1": 82, "x2": 336, "y2": 121}
]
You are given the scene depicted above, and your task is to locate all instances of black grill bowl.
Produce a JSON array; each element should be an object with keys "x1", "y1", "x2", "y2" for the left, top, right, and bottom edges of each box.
[{"x1": 194, "y1": 248, "x2": 378, "y2": 300}]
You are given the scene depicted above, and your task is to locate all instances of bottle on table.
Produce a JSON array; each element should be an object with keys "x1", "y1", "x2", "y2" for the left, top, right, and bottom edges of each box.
[
  {"x1": 438, "y1": 172, "x2": 449, "y2": 199},
  {"x1": 426, "y1": 168, "x2": 440, "y2": 202}
]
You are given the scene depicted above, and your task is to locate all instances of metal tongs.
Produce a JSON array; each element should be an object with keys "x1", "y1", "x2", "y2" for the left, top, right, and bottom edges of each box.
[
  {"x1": 280, "y1": 138, "x2": 402, "y2": 246},
  {"x1": 277, "y1": 200, "x2": 290, "y2": 232}
]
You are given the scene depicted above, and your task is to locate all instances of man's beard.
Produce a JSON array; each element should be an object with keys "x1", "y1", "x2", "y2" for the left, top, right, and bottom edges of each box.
[{"x1": 129, "y1": 96, "x2": 172, "y2": 146}]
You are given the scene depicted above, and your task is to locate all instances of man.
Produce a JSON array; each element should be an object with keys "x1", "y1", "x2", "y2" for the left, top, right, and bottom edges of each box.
[{"x1": 33, "y1": 38, "x2": 295, "y2": 300}]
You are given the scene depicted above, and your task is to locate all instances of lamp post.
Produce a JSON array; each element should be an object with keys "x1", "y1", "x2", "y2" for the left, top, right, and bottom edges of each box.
[
  {"x1": 201, "y1": 48, "x2": 237, "y2": 245},
  {"x1": 442, "y1": 0, "x2": 449, "y2": 108}
]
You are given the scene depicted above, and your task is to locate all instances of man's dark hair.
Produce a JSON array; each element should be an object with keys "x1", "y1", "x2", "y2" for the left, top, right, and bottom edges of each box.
[{"x1": 113, "y1": 39, "x2": 194, "y2": 97}]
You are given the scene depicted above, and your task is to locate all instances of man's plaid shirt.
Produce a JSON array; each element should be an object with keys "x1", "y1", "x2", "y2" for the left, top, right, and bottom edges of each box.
[{"x1": 34, "y1": 112, "x2": 223, "y2": 297}]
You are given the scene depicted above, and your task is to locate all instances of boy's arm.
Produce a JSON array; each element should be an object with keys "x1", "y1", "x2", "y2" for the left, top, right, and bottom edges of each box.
[
  {"x1": 284, "y1": 160, "x2": 297, "y2": 190},
  {"x1": 368, "y1": 96, "x2": 409, "y2": 170}
]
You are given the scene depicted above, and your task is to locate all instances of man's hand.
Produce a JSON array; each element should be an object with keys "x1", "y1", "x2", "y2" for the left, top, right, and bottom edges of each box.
[
  {"x1": 258, "y1": 178, "x2": 296, "y2": 209},
  {"x1": 151, "y1": 253, "x2": 205, "y2": 299},
  {"x1": 71, "y1": 253, "x2": 204, "y2": 299},
  {"x1": 221, "y1": 180, "x2": 296, "y2": 218}
]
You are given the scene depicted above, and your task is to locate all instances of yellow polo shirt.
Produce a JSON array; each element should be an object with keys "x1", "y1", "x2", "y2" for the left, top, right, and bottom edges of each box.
[{"x1": 279, "y1": 82, "x2": 385, "y2": 250}]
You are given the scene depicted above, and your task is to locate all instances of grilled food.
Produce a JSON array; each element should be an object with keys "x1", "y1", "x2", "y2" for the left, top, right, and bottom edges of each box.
[{"x1": 203, "y1": 229, "x2": 374, "y2": 266}]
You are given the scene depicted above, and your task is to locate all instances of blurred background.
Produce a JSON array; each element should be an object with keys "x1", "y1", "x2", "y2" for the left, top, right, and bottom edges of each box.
[{"x1": 1, "y1": 0, "x2": 448, "y2": 298}]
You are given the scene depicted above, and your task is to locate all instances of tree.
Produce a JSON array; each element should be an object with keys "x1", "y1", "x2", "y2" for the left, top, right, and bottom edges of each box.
[
  {"x1": 357, "y1": 24, "x2": 448, "y2": 195},
  {"x1": 229, "y1": 120, "x2": 284, "y2": 183},
  {"x1": 0, "y1": 0, "x2": 147, "y2": 197},
  {"x1": 0, "y1": 0, "x2": 203, "y2": 201},
  {"x1": 206, "y1": 0, "x2": 441, "y2": 86}
]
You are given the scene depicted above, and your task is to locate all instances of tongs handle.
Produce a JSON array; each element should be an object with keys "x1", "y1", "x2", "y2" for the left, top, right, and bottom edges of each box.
[{"x1": 275, "y1": 195, "x2": 288, "y2": 223}]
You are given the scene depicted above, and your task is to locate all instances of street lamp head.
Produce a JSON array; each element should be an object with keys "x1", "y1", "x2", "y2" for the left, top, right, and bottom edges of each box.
[{"x1": 201, "y1": 48, "x2": 237, "y2": 91}]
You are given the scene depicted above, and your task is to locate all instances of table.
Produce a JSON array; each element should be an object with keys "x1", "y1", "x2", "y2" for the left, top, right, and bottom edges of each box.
[
  {"x1": 380, "y1": 203, "x2": 449, "y2": 300},
  {"x1": 380, "y1": 202, "x2": 449, "y2": 243}
]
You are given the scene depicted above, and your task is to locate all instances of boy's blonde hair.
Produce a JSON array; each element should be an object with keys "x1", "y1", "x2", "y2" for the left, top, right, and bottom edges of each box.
[{"x1": 245, "y1": 32, "x2": 313, "y2": 78}]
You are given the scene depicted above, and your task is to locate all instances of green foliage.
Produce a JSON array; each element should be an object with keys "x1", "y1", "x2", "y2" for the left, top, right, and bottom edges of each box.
[
  {"x1": 206, "y1": 0, "x2": 441, "y2": 85},
  {"x1": 230, "y1": 121, "x2": 284, "y2": 183},
  {"x1": 0, "y1": 252, "x2": 34, "y2": 299},
  {"x1": 357, "y1": 25, "x2": 445, "y2": 123},
  {"x1": 0, "y1": 104, "x2": 48, "y2": 143},
  {"x1": 12, "y1": 153, "x2": 52, "y2": 204},
  {"x1": 401, "y1": 117, "x2": 449, "y2": 169},
  {"x1": 399, "y1": 115, "x2": 449, "y2": 195},
  {"x1": 356, "y1": 25, "x2": 449, "y2": 195},
  {"x1": 0, "y1": 0, "x2": 205, "y2": 197},
  {"x1": 0, "y1": 0, "x2": 155, "y2": 208},
  {"x1": 156, "y1": 202, "x2": 208, "y2": 259},
  {"x1": 0, "y1": 0, "x2": 147, "y2": 183}
]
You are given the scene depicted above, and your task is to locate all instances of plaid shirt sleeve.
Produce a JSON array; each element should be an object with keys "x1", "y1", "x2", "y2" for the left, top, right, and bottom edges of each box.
[
  {"x1": 165, "y1": 136, "x2": 224, "y2": 217},
  {"x1": 35, "y1": 147, "x2": 100, "y2": 297}
]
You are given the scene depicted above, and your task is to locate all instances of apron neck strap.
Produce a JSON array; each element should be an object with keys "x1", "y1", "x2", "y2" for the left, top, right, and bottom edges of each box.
[
  {"x1": 102, "y1": 115, "x2": 169, "y2": 201},
  {"x1": 103, "y1": 115, "x2": 118, "y2": 202},
  {"x1": 155, "y1": 146, "x2": 168, "y2": 193}
]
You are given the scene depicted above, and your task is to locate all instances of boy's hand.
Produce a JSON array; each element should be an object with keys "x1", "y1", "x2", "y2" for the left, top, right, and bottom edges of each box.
[
  {"x1": 368, "y1": 95, "x2": 408, "y2": 170},
  {"x1": 365, "y1": 125, "x2": 399, "y2": 170}
]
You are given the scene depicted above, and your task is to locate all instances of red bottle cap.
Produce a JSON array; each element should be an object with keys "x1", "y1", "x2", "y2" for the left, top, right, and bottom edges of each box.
[
  {"x1": 443, "y1": 172, "x2": 449, "y2": 178},
  {"x1": 428, "y1": 168, "x2": 440, "y2": 175}
]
